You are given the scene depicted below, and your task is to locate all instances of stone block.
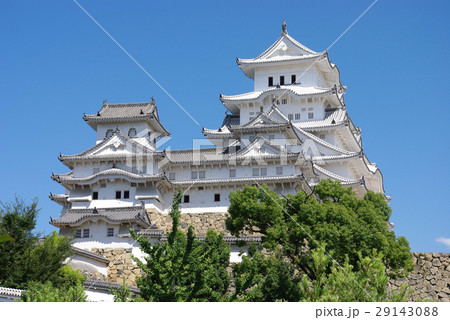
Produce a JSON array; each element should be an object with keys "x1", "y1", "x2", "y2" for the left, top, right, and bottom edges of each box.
[{"x1": 432, "y1": 258, "x2": 442, "y2": 267}]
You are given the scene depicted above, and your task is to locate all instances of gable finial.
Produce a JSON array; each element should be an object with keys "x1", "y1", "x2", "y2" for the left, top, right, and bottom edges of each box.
[
  {"x1": 103, "y1": 99, "x2": 107, "y2": 106},
  {"x1": 281, "y1": 20, "x2": 287, "y2": 35}
]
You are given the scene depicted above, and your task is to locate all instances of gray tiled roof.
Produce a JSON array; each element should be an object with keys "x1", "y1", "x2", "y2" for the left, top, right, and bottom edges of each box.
[
  {"x1": 52, "y1": 169, "x2": 166, "y2": 185},
  {"x1": 172, "y1": 174, "x2": 305, "y2": 188},
  {"x1": 71, "y1": 246, "x2": 110, "y2": 264},
  {"x1": 83, "y1": 101, "x2": 169, "y2": 135},
  {"x1": 84, "y1": 280, "x2": 140, "y2": 294},
  {"x1": 50, "y1": 206, "x2": 152, "y2": 227},
  {"x1": 84, "y1": 102, "x2": 156, "y2": 121},
  {"x1": 160, "y1": 235, "x2": 262, "y2": 244}
]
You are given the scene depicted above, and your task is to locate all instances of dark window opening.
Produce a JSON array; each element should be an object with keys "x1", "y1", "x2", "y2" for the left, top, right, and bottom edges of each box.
[
  {"x1": 214, "y1": 194, "x2": 220, "y2": 202},
  {"x1": 268, "y1": 77, "x2": 273, "y2": 87},
  {"x1": 184, "y1": 195, "x2": 190, "y2": 203},
  {"x1": 280, "y1": 76, "x2": 285, "y2": 85},
  {"x1": 124, "y1": 190, "x2": 130, "y2": 199},
  {"x1": 75, "y1": 229, "x2": 82, "y2": 238},
  {"x1": 115, "y1": 191, "x2": 121, "y2": 199},
  {"x1": 291, "y1": 74, "x2": 296, "y2": 84},
  {"x1": 83, "y1": 229, "x2": 89, "y2": 238},
  {"x1": 107, "y1": 228, "x2": 114, "y2": 237},
  {"x1": 92, "y1": 192, "x2": 98, "y2": 200}
]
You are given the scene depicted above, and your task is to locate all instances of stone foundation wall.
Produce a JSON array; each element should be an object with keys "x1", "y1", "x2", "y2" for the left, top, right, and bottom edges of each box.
[
  {"x1": 389, "y1": 253, "x2": 450, "y2": 302},
  {"x1": 90, "y1": 248, "x2": 141, "y2": 287},
  {"x1": 85, "y1": 246, "x2": 449, "y2": 301},
  {"x1": 147, "y1": 211, "x2": 231, "y2": 236}
]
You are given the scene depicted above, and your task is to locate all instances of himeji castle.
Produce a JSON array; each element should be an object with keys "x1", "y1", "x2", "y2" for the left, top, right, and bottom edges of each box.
[{"x1": 49, "y1": 23, "x2": 385, "y2": 268}]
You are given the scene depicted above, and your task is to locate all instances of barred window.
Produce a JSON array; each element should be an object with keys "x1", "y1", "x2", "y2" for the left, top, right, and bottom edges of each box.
[
  {"x1": 83, "y1": 229, "x2": 89, "y2": 238},
  {"x1": 107, "y1": 228, "x2": 114, "y2": 237}
]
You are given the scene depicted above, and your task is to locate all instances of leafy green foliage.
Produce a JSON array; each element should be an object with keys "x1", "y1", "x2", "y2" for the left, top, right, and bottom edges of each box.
[
  {"x1": 232, "y1": 248, "x2": 301, "y2": 301},
  {"x1": 226, "y1": 180, "x2": 413, "y2": 278},
  {"x1": 299, "y1": 247, "x2": 412, "y2": 302},
  {"x1": 131, "y1": 190, "x2": 230, "y2": 301},
  {"x1": 20, "y1": 280, "x2": 87, "y2": 302},
  {"x1": 0, "y1": 197, "x2": 39, "y2": 288},
  {"x1": 0, "y1": 197, "x2": 84, "y2": 302},
  {"x1": 111, "y1": 277, "x2": 134, "y2": 302}
]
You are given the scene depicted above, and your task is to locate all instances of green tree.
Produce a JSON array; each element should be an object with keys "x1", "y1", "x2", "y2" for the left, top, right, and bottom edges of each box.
[
  {"x1": 0, "y1": 197, "x2": 76, "y2": 290},
  {"x1": 20, "y1": 280, "x2": 87, "y2": 302},
  {"x1": 131, "y1": 190, "x2": 230, "y2": 301},
  {"x1": 111, "y1": 277, "x2": 134, "y2": 302},
  {"x1": 299, "y1": 247, "x2": 411, "y2": 302},
  {"x1": 0, "y1": 197, "x2": 40, "y2": 288},
  {"x1": 226, "y1": 180, "x2": 413, "y2": 279}
]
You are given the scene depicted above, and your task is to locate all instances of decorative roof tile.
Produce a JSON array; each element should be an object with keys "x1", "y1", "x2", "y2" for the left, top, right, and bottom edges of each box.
[{"x1": 50, "y1": 206, "x2": 152, "y2": 227}]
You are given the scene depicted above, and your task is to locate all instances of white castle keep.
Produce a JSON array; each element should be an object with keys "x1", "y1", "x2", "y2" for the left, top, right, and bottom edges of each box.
[{"x1": 49, "y1": 23, "x2": 385, "y2": 265}]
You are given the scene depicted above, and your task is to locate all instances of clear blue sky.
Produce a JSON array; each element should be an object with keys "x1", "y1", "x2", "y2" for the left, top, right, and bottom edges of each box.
[{"x1": 1, "y1": 0, "x2": 448, "y2": 252}]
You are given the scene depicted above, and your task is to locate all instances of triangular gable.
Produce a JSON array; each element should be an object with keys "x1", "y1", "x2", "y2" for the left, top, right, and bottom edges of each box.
[
  {"x1": 236, "y1": 135, "x2": 287, "y2": 157},
  {"x1": 64, "y1": 129, "x2": 155, "y2": 159},
  {"x1": 252, "y1": 34, "x2": 317, "y2": 62},
  {"x1": 91, "y1": 133, "x2": 154, "y2": 157},
  {"x1": 240, "y1": 112, "x2": 285, "y2": 128},
  {"x1": 266, "y1": 104, "x2": 289, "y2": 122}
]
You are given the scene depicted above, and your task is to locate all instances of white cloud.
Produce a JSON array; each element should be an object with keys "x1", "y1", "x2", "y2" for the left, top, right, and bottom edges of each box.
[{"x1": 436, "y1": 237, "x2": 450, "y2": 248}]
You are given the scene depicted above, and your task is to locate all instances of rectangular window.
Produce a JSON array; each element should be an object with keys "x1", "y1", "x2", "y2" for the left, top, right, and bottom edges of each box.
[
  {"x1": 268, "y1": 77, "x2": 273, "y2": 87},
  {"x1": 307, "y1": 98, "x2": 313, "y2": 103},
  {"x1": 191, "y1": 171, "x2": 198, "y2": 179},
  {"x1": 301, "y1": 108, "x2": 306, "y2": 111},
  {"x1": 260, "y1": 167, "x2": 267, "y2": 176},
  {"x1": 199, "y1": 171, "x2": 205, "y2": 179},
  {"x1": 280, "y1": 76, "x2": 285, "y2": 85},
  {"x1": 276, "y1": 167, "x2": 283, "y2": 175},
  {"x1": 83, "y1": 229, "x2": 89, "y2": 238},
  {"x1": 288, "y1": 114, "x2": 294, "y2": 121},
  {"x1": 214, "y1": 194, "x2": 220, "y2": 202},
  {"x1": 253, "y1": 168, "x2": 259, "y2": 176},
  {"x1": 124, "y1": 190, "x2": 130, "y2": 199},
  {"x1": 75, "y1": 229, "x2": 82, "y2": 238},
  {"x1": 308, "y1": 107, "x2": 313, "y2": 111},
  {"x1": 183, "y1": 195, "x2": 190, "y2": 203},
  {"x1": 100, "y1": 183, "x2": 106, "y2": 188},
  {"x1": 281, "y1": 99, "x2": 288, "y2": 105},
  {"x1": 269, "y1": 134, "x2": 274, "y2": 140},
  {"x1": 295, "y1": 113, "x2": 301, "y2": 120},
  {"x1": 169, "y1": 172, "x2": 176, "y2": 180},
  {"x1": 229, "y1": 169, "x2": 236, "y2": 177},
  {"x1": 198, "y1": 187, "x2": 204, "y2": 191},
  {"x1": 291, "y1": 74, "x2": 296, "y2": 84},
  {"x1": 92, "y1": 192, "x2": 98, "y2": 200},
  {"x1": 308, "y1": 112, "x2": 314, "y2": 119},
  {"x1": 130, "y1": 183, "x2": 137, "y2": 187},
  {"x1": 115, "y1": 191, "x2": 121, "y2": 199},
  {"x1": 107, "y1": 228, "x2": 114, "y2": 237},
  {"x1": 319, "y1": 134, "x2": 326, "y2": 139}
]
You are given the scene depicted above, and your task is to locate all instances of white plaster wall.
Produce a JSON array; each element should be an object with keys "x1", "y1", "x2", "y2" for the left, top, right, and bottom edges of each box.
[
  {"x1": 96, "y1": 121, "x2": 155, "y2": 144},
  {"x1": 85, "y1": 289, "x2": 115, "y2": 302},
  {"x1": 65, "y1": 255, "x2": 108, "y2": 276}
]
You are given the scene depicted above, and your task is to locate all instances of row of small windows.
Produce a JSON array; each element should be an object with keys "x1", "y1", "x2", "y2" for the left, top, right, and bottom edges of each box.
[
  {"x1": 168, "y1": 167, "x2": 284, "y2": 180},
  {"x1": 183, "y1": 193, "x2": 221, "y2": 203},
  {"x1": 287, "y1": 112, "x2": 314, "y2": 120},
  {"x1": 91, "y1": 190, "x2": 130, "y2": 200},
  {"x1": 268, "y1": 75, "x2": 297, "y2": 87},
  {"x1": 75, "y1": 228, "x2": 115, "y2": 238},
  {"x1": 105, "y1": 128, "x2": 151, "y2": 139}
]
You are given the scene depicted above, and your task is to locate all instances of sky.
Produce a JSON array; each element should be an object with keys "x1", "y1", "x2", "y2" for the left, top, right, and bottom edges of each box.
[{"x1": 0, "y1": 0, "x2": 449, "y2": 253}]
